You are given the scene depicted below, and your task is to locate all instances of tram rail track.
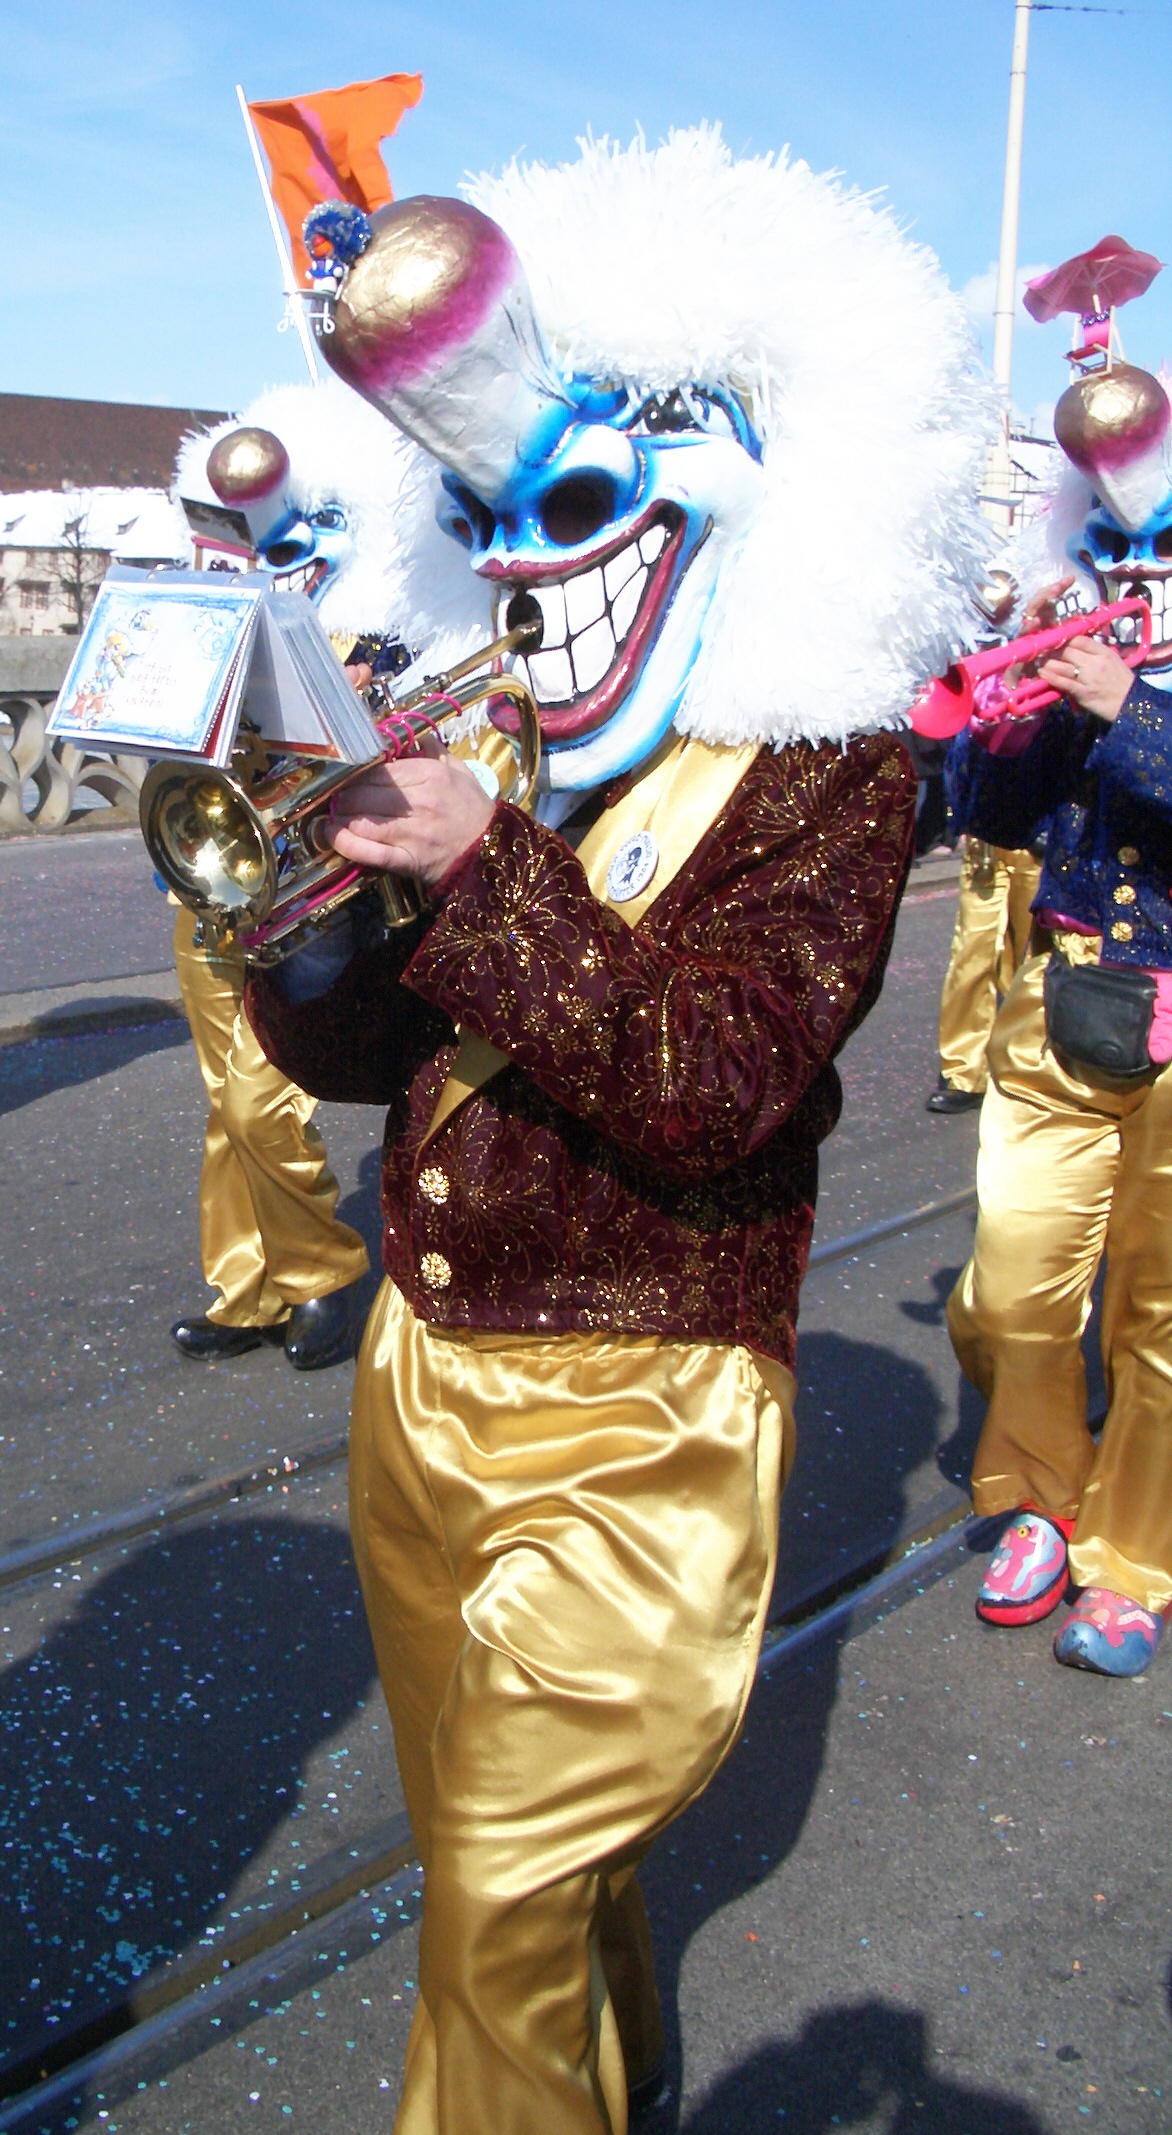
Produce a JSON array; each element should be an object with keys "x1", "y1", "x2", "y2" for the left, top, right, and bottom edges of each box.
[
  {"x1": 0, "y1": 1502, "x2": 986, "y2": 2131},
  {"x1": 0, "y1": 1185, "x2": 976, "y2": 1595}
]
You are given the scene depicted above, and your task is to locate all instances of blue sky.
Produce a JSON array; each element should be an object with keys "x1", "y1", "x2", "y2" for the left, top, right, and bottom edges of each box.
[{"x1": 6, "y1": 0, "x2": 1172, "y2": 435}]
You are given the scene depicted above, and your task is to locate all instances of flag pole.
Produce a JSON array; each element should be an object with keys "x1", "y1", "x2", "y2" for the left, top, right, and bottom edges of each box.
[{"x1": 235, "y1": 84, "x2": 319, "y2": 382}]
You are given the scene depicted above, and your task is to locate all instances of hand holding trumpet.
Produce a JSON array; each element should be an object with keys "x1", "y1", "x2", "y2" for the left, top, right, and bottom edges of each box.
[
  {"x1": 1010, "y1": 578, "x2": 1134, "y2": 724},
  {"x1": 910, "y1": 587, "x2": 1150, "y2": 739},
  {"x1": 331, "y1": 661, "x2": 496, "y2": 889}
]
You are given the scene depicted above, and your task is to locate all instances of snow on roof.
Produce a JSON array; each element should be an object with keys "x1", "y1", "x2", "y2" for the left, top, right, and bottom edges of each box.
[{"x1": 0, "y1": 487, "x2": 191, "y2": 562}]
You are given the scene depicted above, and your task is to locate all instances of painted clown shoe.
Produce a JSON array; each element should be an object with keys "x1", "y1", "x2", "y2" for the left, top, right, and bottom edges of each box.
[
  {"x1": 975, "y1": 1511, "x2": 1072, "y2": 1627},
  {"x1": 1053, "y1": 1588, "x2": 1166, "y2": 1676}
]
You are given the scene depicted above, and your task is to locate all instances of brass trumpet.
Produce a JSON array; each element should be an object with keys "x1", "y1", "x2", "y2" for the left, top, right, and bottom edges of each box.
[{"x1": 140, "y1": 611, "x2": 543, "y2": 964}]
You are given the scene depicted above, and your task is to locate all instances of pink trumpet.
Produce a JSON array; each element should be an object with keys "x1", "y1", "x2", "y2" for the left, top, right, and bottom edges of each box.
[{"x1": 910, "y1": 598, "x2": 1152, "y2": 739}]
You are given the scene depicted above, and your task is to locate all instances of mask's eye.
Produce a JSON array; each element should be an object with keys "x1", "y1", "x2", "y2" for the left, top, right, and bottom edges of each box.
[
  {"x1": 629, "y1": 390, "x2": 700, "y2": 436},
  {"x1": 310, "y1": 505, "x2": 346, "y2": 531},
  {"x1": 625, "y1": 388, "x2": 741, "y2": 443},
  {"x1": 1153, "y1": 526, "x2": 1172, "y2": 562}
]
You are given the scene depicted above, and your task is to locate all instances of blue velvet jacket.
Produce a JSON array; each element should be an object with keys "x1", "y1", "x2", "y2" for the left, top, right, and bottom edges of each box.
[{"x1": 947, "y1": 676, "x2": 1172, "y2": 969}]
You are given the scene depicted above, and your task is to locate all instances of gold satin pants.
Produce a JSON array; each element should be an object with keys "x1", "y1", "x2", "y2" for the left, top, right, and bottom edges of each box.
[
  {"x1": 937, "y1": 841, "x2": 1041, "y2": 1093},
  {"x1": 349, "y1": 1280, "x2": 795, "y2": 2135},
  {"x1": 948, "y1": 939, "x2": 1172, "y2": 1611},
  {"x1": 173, "y1": 909, "x2": 367, "y2": 1326}
]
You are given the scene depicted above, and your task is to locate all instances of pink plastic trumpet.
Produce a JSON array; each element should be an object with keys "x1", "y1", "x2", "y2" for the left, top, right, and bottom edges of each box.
[{"x1": 910, "y1": 597, "x2": 1152, "y2": 740}]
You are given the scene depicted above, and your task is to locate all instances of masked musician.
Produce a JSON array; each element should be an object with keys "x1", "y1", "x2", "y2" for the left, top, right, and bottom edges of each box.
[
  {"x1": 167, "y1": 384, "x2": 480, "y2": 1367},
  {"x1": 246, "y1": 132, "x2": 991, "y2": 2129},
  {"x1": 949, "y1": 358, "x2": 1172, "y2": 1675}
]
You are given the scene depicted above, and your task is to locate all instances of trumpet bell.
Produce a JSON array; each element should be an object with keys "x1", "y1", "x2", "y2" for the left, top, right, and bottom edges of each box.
[
  {"x1": 141, "y1": 762, "x2": 277, "y2": 928},
  {"x1": 910, "y1": 667, "x2": 974, "y2": 740}
]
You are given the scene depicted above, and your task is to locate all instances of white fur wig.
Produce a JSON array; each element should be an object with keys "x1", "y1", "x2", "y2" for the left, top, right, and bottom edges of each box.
[
  {"x1": 1003, "y1": 460, "x2": 1098, "y2": 618},
  {"x1": 457, "y1": 125, "x2": 997, "y2": 750},
  {"x1": 173, "y1": 379, "x2": 491, "y2": 664}
]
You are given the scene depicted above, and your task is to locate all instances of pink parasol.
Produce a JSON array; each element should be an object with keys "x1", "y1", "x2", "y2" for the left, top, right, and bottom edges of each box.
[{"x1": 1023, "y1": 236, "x2": 1164, "y2": 324}]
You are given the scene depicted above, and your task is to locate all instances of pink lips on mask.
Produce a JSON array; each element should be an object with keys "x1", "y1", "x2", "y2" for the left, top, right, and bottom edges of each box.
[{"x1": 483, "y1": 504, "x2": 691, "y2": 743}]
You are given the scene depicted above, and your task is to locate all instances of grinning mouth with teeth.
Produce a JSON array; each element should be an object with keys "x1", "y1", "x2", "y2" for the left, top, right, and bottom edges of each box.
[
  {"x1": 1098, "y1": 571, "x2": 1172, "y2": 667},
  {"x1": 485, "y1": 504, "x2": 691, "y2": 740},
  {"x1": 272, "y1": 558, "x2": 329, "y2": 600}
]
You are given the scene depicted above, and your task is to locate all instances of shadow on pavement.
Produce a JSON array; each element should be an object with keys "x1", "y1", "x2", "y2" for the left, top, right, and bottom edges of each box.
[
  {"x1": 678, "y1": 1998, "x2": 1049, "y2": 2132},
  {"x1": 0, "y1": 1517, "x2": 376, "y2": 2091},
  {"x1": 776, "y1": 1329, "x2": 949, "y2": 1610},
  {"x1": 641, "y1": 1334, "x2": 962, "y2": 2127},
  {"x1": 0, "y1": 1018, "x2": 190, "y2": 1118}
]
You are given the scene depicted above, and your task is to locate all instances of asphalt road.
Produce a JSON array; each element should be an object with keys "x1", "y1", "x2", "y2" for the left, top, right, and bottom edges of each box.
[{"x1": 0, "y1": 828, "x2": 1164, "y2": 2134}]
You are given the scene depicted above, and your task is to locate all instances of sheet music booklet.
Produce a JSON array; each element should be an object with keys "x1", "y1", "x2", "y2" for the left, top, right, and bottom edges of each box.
[{"x1": 46, "y1": 566, "x2": 383, "y2": 770}]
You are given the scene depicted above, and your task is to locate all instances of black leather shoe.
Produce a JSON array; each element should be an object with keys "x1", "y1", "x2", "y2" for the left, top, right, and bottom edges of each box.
[
  {"x1": 170, "y1": 1316, "x2": 286, "y2": 1360},
  {"x1": 926, "y1": 1079, "x2": 984, "y2": 1115},
  {"x1": 284, "y1": 1287, "x2": 356, "y2": 1371}
]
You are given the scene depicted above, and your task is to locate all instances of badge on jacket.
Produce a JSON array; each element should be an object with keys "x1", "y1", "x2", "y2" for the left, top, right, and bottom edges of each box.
[{"x1": 606, "y1": 832, "x2": 659, "y2": 903}]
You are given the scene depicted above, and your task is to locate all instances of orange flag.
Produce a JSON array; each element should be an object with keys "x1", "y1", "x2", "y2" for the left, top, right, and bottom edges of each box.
[{"x1": 247, "y1": 73, "x2": 422, "y2": 283}]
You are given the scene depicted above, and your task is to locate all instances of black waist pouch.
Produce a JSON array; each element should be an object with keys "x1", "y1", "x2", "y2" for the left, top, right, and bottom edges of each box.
[{"x1": 1043, "y1": 953, "x2": 1156, "y2": 1077}]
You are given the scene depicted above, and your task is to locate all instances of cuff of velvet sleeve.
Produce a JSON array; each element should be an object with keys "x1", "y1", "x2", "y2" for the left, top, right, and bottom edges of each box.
[
  {"x1": 425, "y1": 801, "x2": 508, "y2": 912},
  {"x1": 1087, "y1": 678, "x2": 1164, "y2": 781},
  {"x1": 404, "y1": 802, "x2": 557, "y2": 1025}
]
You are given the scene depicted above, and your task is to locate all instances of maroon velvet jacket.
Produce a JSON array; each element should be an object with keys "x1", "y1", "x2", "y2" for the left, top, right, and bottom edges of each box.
[{"x1": 247, "y1": 733, "x2": 915, "y2": 1369}]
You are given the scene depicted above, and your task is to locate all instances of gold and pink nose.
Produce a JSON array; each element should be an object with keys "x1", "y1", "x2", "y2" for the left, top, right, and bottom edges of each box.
[
  {"x1": 319, "y1": 195, "x2": 568, "y2": 502},
  {"x1": 207, "y1": 427, "x2": 293, "y2": 549},
  {"x1": 1056, "y1": 364, "x2": 1172, "y2": 533}
]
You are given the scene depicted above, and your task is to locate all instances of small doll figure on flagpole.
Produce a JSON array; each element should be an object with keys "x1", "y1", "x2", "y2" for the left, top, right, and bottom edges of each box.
[{"x1": 303, "y1": 201, "x2": 372, "y2": 299}]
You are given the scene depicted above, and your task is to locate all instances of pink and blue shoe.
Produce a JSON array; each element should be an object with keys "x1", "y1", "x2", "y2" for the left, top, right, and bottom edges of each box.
[
  {"x1": 975, "y1": 1509, "x2": 1073, "y2": 1627},
  {"x1": 1053, "y1": 1588, "x2": 1165, "y2": 1677}
]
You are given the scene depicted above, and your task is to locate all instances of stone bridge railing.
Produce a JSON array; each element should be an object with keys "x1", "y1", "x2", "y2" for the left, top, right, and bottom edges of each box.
[{"x1": 0, "y1": 638, "x2": 145, "y2": 834}]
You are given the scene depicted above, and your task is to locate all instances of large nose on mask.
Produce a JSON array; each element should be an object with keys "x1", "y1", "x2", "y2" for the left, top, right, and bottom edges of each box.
[
  {"x1": 207, "y1": 426, "x2": 294, "y2": 551},
  {"x1": 1056, "y1": 364, "x2": 1172, "y2": 532},
  {"x1": 319, "y1": 196, "x2": 570, "y2": 502}
]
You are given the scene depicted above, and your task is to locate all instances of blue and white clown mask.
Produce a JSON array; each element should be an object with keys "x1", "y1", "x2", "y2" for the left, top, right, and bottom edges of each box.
[
  {"x1": 320, "y1": 196, "x2": 764, "y2": 789},
  {"x1": 1055, "y1": 364, "x2": 1172, "y2": 671},
  {"x1": 205, "y1": 426, "x2": 354, "y2": 606}
]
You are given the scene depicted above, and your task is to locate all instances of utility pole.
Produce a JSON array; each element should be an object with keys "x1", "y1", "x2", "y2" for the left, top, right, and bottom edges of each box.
[{"x1": 985, "y1": 0, "x2": 1032, "y2": 528}]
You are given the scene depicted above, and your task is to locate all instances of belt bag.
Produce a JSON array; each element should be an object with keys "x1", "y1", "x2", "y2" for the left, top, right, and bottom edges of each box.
[{"x1": 1043, "y1": 953, "x2": 1156, "y2": 1077}]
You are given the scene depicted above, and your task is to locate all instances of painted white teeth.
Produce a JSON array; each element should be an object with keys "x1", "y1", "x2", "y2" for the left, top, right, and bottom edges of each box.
[
  {"x1": 610, "y1": 566, "x2": 646, "y2": 644},
  {"x1": 564, "y1": 566, "x2": 606, "y2": 636},
  {"x1": 572, "y1": 616, "x2": 615, "y2": 693},
  {"x1": 527, "y1": 648, "x2": 574, "y2": 703},
  {"x1": 534, "y1": 582, "x2": 567, "y2": 648},
  {"x1": 604, "y1": 545, "x2": 639, "y2": 601},
  {"x1": 502, "y1": 519, "x2": 668, "y2": 703}
]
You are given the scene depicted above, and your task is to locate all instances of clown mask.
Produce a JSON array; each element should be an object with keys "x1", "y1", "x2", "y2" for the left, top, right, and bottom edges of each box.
[{"x1": 319, "y1": 197, "x2": 764, "y2": 789}]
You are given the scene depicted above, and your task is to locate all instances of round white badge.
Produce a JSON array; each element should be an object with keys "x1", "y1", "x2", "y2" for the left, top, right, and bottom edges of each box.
[{"x1": 606, "y1": 831, "x2": 659, "y2": 903}]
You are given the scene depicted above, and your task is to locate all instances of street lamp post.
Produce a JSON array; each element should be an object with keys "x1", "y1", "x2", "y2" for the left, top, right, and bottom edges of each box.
[{"x1": 986, "y1": 0, "x2": 1032, "y2": 527}]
